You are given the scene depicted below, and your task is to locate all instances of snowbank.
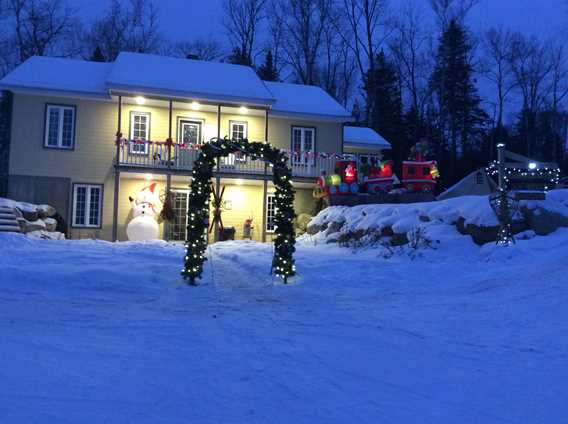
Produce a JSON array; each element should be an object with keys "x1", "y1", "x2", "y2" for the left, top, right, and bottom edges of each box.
[{"x1": 306, "y1": 190, "x2": 568, "y2": 246}]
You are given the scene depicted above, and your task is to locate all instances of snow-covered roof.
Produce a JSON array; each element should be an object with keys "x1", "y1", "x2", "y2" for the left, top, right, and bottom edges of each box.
[
  {"x1": 107, "y1": 52, "x2": 275, "y2": 107},
  {"x1": 343, "y1": 126, "x2": 391, "y2": 150},
  {"x1": 0, "y1": 56, "x2": 112, "y2": 98},
  {"x1": 0, "y1": 54, "x2": 351, "y2": 120},
  {"x1": 264, "y1": 81, "x2": 351, "y2": 120}
]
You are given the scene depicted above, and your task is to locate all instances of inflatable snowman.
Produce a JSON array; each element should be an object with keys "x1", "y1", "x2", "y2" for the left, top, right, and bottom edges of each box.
[{"x1": 126, "y1": 183, "x2": 161, "y2": 241}]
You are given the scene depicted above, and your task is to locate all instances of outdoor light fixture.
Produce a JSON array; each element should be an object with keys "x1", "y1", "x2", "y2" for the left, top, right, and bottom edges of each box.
[
  {"x1": 144, "y1": 173, "x2": 153, "y2": 181},
  {"x1": 136, "y1": 96, "x2": 146, "y2": 105},
  {"x1": 191, "y1": 101, "x2": 201, "y2": 111},
  {"x1": 528, "y1": 162, "x2": 537, "y2": 170},
  {"x1": 239, "y1": 106, "x2": 248, "y2": 114}
]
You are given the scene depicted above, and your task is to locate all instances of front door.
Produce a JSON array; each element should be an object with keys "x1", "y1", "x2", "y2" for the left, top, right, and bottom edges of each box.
[
  {"x1": 178, "y1": 120, "x2": 202, "y2": 145},
  {"x1": 167, "y1": 190, "x2": 189, "y2": 241}
]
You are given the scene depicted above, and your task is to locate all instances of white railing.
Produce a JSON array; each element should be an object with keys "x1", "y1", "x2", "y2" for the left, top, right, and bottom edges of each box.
[{"x1": 118, "y1": 140, "x2": 343, "y2": 178}]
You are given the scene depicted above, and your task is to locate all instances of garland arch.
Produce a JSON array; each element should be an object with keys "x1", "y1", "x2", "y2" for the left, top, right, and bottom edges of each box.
[{"x1": 182, "y1": 137, "x2": 296, "y2": 285}]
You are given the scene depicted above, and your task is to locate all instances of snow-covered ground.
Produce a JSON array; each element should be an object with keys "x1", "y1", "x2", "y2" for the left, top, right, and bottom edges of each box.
[{"x1": 1, "y1": 229, "x2": 567, "y2": 423}]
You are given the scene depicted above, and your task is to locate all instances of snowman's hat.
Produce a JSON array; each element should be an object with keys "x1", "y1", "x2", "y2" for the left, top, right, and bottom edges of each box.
[{"x1": 142, "y1": 182, "x2": 157, "y2": 193}]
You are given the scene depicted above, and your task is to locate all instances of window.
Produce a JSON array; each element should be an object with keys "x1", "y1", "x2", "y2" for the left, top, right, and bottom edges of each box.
[
  {"x1": 130, "y1": 111, "x2": 150, "y2": 154},
  {"x1": 178, "y1": 119, "x2": 202, "y2": 145},
  {"x1": 475, "y1": 172, "x2": 484, "y2": 185},
  {"x1": 44, "y1": 104, "x2": 75, "y2": 149},
  {"x1": 408, "y1": 167, "x2": 416, "y2": 175},
  {"x1": 72, "y1": 184, "x2": 103, "y2": 228},
  {"x1": 291, "y1": 126, "x2": 315, "y2": 165},
  {"x1": 266, "y1": 193, "x2": 276, "y2": 232},
  {"x1": 423, "y1": 167, "x2": 431, "y2": 176},
  {"x1": 230, "y1": 121, "x2": 248, "y2": 142},
  {"x1": 358, "y1": 153, "x2": 381, "y2": 167},
  {"x1": 167, "y1": 190, "x2": 189, "y2": 241}
]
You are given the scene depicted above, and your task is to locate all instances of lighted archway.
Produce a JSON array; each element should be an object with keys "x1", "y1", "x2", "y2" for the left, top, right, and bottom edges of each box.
[{"x1": 182, "y1": 137, "x2": 296, "y2": 284}]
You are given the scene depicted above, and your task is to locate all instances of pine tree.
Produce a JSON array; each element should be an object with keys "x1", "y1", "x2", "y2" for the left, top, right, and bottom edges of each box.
[
  {"x1": 257, "y1": 50, "x2": 279, "y2": 81},
  {"x1": 363, "y1": 51, "x2": 406, "y2": 170},
  {"x1": 90, "y1": 46, "x2": 106, "y2": 62},
  {"x1": 430, "y1": 20, "x2": 487, "y2": 183},
  {"x1": 227, "y1": 47, "x2": 253, "y2": 67}
]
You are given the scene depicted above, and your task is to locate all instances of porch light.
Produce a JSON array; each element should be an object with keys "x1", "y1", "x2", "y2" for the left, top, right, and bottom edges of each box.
[
  {"x1": 239, "y1": 106, "x2": 248, "y2": 114},
  {"x1": 136, "y1": 96, "x2": 146, "y2": 105},
  {"x1": 191, "y1": 101, "x2": 201, "y2": 111},
  {"x1": 528, "y1": 162, "x2": 537, "y2": 170}
]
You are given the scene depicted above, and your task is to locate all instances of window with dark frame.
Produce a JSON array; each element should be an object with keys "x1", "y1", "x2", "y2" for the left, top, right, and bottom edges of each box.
[
  {"x1": 230, "y1": 121, "x2": 247, "y2": 142},
  {"x1": 130, "y1": 111, "x2": 150, "y2": 154},
  {"x1": 291, "y1": 126, "x2": 315, "y2": 165},
  {"x1": 266, "y1": 193, "x2": 276, "y2": 232},
  {"x1": 44, "y1": 104, "x2": 75, "y2": 149},
  {"x1": 72, "y1": 184, "x2": 102, "y2": 228}
]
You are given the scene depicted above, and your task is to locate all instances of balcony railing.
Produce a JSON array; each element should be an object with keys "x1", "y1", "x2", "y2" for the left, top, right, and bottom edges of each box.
[{"x1": 117, "y1": 140, "x2": 342, "y2": 179}]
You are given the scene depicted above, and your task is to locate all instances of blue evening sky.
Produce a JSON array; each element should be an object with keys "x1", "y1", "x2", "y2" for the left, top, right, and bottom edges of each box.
[{"x1": 75, "y1": 0, "x2": 567, "y2": 43}]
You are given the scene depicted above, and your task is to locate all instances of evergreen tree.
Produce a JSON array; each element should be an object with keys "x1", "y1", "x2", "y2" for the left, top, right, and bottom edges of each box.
[
  {"x1": 430, "y1": 20, "x2": 487, "y2": 183},
  {"x1": 227, "y1": 47, "x2": 253, "y2": 67},
  {"x1": 363, "y1": 51, "x2": 406, "y2": 171},
  {"x1": 257, "y1": 50, "x2": 279, "y2": 81},
  {"x1": 90, "y1": 46, "x2": 106, "y2": 62}
]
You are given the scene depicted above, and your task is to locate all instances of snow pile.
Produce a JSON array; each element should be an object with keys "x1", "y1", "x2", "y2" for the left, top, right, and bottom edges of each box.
[
  {"x1": 0, "y1": 197, "x2": 65, "y2": 239},
  {"x1": 306, "y1": 190, "x2": 568, "y2": 247}
]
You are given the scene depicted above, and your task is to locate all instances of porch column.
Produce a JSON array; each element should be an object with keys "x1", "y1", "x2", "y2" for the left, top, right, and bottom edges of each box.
[
  {"x1": 112, "y1": 95, "x2": 122, "y2": 242},
  {"x1": 214, "y1": 105, "x2": 222, "y2": 242},
  {"x1": 165, "y1": 100, "x2": 173, "y2": 241},
  {"x1": 262, "y1": 108, "x2": 269, "y2": 242}
]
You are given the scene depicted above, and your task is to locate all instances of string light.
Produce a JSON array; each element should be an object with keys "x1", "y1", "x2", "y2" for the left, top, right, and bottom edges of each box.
[{"x1": 181, "y1": 136, "x2": 296, "y2": 284}]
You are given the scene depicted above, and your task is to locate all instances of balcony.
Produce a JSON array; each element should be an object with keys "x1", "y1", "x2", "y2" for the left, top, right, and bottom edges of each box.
[{"x1": 116, "y1": 139, "x2": 343, "y2": 179}]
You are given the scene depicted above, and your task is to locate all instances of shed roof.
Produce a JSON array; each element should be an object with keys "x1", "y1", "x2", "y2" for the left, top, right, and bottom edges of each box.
[{"x1": 343, "y1": 126, "x2": 391, "y2": 150}]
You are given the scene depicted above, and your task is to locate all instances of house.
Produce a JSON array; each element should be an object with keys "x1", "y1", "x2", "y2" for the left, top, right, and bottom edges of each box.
[{"x1": 0, "y1": 52, "x2": 385, "y2": 242}]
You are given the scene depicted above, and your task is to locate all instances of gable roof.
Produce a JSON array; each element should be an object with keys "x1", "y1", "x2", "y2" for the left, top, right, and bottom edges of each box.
[
  {"x1": 0, "y1": 53, "x2": 350, "y2": 121},
  {"x1": 264, "y1": 81, "x2": 351, "y2": 120},
  {"x1": 0, "y1": 56, "x2": 112, "y2": 98},
  {"x1": 106, "y1": 52, "x2": 275, "y2": 107},
  {"x1": 343, "y1": 126, "x2": 391, "y2": 150}
]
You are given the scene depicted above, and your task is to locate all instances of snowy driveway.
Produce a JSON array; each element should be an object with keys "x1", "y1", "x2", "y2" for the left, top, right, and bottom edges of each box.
[{"x1": 1, "y1": 232, "x2": 567, "y2": 423}]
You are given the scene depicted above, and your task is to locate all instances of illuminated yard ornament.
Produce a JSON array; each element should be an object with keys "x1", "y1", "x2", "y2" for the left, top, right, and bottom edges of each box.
[
  {"x1": 402, "y1": 141, "x2": 440, "y2": 192},
  {"x1": 126, "y1": 182, "x2": 160, "y2": 241},
  {"x1": 487, "y1": 144, "x2": 560, "y2": 245},
  {"x1": 182, "y1": 137, "x2": 296, "y2": 285}
]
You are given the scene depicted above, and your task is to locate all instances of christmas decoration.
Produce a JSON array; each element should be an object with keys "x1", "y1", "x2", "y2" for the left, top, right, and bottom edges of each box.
[
  {"x1": 182, "y1": 137, "x2": 296, "y2": 285},
  {"x1": 328, "y1": 160, "x2": 359, "y2": 195},
  {"x1": 402, "y1": 141, "x2": 440, "y2": 192},
  {"x1": 365, "y1": 159, "x2": 395, "y2": 193},
  {"x1": 209, "y1": 185, "x2": 226, "y2": 235},
  {"x1": 126, "y1": 183, "x2": 160, "y2": 241},
  {"x1": 159, "y1": 190, "x2": 176, "y2": 222}
]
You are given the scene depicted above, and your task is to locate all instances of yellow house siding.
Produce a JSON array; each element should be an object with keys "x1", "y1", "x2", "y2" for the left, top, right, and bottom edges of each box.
[
  {"x1": 268, "y1": 117, "x2": 343, "y2": 154},
  {"x1": 10, "y1": 93, "x2": 116, "y2": 180}
]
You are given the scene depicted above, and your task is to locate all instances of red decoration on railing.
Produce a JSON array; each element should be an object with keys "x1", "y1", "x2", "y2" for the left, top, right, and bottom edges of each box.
[{"x1": 116, "y1": 138, "x2": 346, "y2": 160}]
